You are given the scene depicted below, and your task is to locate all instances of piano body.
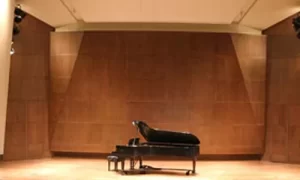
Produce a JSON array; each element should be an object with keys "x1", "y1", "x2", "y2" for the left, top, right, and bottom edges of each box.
[{"x1": 108, "y1": 120, "x2": 200, "y2": 175}]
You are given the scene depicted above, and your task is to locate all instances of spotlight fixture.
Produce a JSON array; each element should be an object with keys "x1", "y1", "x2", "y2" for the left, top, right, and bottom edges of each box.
[
  {"x1": 292, "y1": 14, "x2": 300, "y2": 39},
  {"x1": 293, "y1": 17, "x2": 300, "y2": 31},
  {"x1": 13, "y1": 24, "x2": 20, "y2": 36},
  {"x1": 12, "y1": 4, "x2": 26, "y2": 36},
  {"x1": 11, "y1": 4, "x2": 27, "y2": 55},
  {"x1": 14, "y1": 5, "x2": 26, "y2": 23},
  {"x1": 10, "y1": 42, "x2": 15, "y2": 55},
  {"x1": 14, "y1": 15, "x2": 23, "y2": 23},
  {"x1": 10, "y1": 48, "x2": 15, "y2": 55}
]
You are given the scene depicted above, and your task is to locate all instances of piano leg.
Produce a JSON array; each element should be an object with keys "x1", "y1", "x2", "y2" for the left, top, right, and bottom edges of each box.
[
  {"x1": 139, "y1": 156, "x2": 143, "y2": 168},
  {"x1": 130, "y1": 158, "x2": 134, "y2": 170},
  {"x1": 192, "y1": 156, "x2": 197, "y2": 174},
  {"x1": 121, "y1": 160, "x2": 125, "y2": 170},
  {"x1": 114, "y1": 161, "x2": 118, "y2": 170}
]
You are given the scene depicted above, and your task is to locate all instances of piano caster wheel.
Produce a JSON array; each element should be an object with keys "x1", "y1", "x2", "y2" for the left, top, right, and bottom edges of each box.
[
  {"x1": 141, "y1": 165, "x2": 151, "y2": 169},
  {"x1": 186, "y1": 170, "x2": 192, "y2": 175}
]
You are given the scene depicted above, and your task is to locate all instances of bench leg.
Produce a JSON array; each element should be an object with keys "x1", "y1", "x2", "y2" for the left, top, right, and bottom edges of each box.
[
  {"x1": 108, "y1": 161, "x2": 111, "y2": 171},
  {"x1": 192, "y1": 157, "x2": 196, "y2": 174},
  {"x1": 114, "y1": 161, "x2": 118, "y2": 170},
  {"x1": 107, "y1": 158, "x2": 125, "y2": 172}
]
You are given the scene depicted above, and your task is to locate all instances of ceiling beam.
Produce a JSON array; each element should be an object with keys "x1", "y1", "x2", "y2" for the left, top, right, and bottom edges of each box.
[
  {"x1": 232, "y1": 0, "x2": 259, "y2": 24},
  {"x1": 55, "y1": 22, "x2": 262, "y2": 35}
]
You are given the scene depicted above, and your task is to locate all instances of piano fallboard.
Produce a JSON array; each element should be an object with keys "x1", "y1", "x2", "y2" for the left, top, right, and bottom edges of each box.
[{"x1": 114, "y1": 144, "x2": 199, "y2": 158}]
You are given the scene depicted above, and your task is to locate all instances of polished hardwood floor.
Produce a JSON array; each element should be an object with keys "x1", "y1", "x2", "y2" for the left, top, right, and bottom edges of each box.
[{"x1": 1, "y1": 158, "x2": 300, "y2": 180}]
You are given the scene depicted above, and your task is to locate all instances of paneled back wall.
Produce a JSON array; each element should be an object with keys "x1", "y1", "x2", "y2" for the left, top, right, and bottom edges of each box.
[{"x1": 50, "y1": 31, "x2": 266, "y2": 155}]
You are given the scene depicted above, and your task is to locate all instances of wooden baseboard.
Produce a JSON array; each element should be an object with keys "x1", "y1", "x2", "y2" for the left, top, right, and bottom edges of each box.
[
  {"x1": 198, "y1": 154, "x2": 262, "y2": 161},
  {"x1": 53, "y1": 152, "x2": 108, "y2": 159},
  {"x1": 52, "y1": 152, "x2": 262, "y2": 161}
]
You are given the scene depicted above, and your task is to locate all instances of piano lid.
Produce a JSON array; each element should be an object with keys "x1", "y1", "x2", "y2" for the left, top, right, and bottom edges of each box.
[{"x1": 132, "y1": 120, "x2": 200, "y2": 145}]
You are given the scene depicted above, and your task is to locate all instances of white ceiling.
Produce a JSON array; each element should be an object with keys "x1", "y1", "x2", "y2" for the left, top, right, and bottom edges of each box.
[
  {"x1": 240, "y1": 0, "x2": 300, "y2": 29},
  {"x1": 16, "y1": 0, "x2": 300, "y2": 32},
  {"x1": 70, "y1": 0, "x2": 250, "y2": 24},
  {"x1": 15, "y1": 0, "x2": 76, "y2": 27}
]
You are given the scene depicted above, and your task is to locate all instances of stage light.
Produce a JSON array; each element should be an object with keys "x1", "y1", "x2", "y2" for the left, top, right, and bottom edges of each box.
[
  {"x1": 10, "y1": 47, "x2": 15, "y2": 55},
  {"x1": 292, "y1": 17, "x2": 300, "y2": 31},
  {"x1": 10, "y1": 42, "x2": 14, "y2": 55},
  {"x1": 14, "y1": 5, "x2": 26, "y2": 19},
  {"x1": 292, "y1": 14, "x2": 300, "y2": 39},
  {"x1": 14, "y1": 15, "x2": 23, "y2": 23},
  {"x1": 12, "y1": 5, "x2": 26, "y2": 36},
  {"x1": 13, "y1": 5, "x2": 26, "y2": 24},
  {"x1": 13, "y1": 24, "x2": 20, "y2": 35},
  {"x1": 11, "y1": 4, "x2": 25, "y2": 55}
]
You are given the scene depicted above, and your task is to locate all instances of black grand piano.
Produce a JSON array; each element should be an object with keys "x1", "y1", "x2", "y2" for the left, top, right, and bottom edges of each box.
[{"x1": 107, "y1": 120, "x2": 200, "y2": 175}]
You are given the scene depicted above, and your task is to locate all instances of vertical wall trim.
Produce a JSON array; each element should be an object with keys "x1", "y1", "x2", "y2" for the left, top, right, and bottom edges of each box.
[{"x1": 0, "y1": 0, "x2": 15, "y2": 155}]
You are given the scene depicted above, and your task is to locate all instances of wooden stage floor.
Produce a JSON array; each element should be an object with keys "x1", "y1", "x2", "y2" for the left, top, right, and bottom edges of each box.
[{"x1": 1, "y1": 158, "x2": 300, "y2": 180}]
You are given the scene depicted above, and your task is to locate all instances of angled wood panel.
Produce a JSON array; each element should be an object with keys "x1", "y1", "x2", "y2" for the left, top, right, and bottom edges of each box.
[
  {"x1": 4, "y1": 15, "x2": 53, "y2": 161},
  {"x1": 264, "y1": 13, "x2": 300, "y2": 164}
]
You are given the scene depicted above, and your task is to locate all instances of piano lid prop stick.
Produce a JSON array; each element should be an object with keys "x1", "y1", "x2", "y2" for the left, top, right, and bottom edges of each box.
[{"x1": 132, "y1": 121, "x2": 140, "y2": 146}]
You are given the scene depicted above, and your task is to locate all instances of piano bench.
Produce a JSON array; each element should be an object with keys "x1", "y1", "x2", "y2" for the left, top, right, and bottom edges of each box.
[{"x1": 107, "y1": 155, "x2": 125, "y2": 171}]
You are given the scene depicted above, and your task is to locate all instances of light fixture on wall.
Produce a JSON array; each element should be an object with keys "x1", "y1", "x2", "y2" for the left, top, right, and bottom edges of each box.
[
  {"x1": 11, "y1": 4, "x2": 26, "y2": 55},
  {"x1": 292, "y1": 14, "x2": 300, "y2": 39},
  {"x1": 10, "y1": 47, "x2": 15, "y2": 55},
  {"x1": 14, "y1": 4, "x2": 26, "y2": 24},
  {"x1": 12, "y1": 4, "x2": 25, "y2": 36},
  {"x1": 10, "y1": 42, "x2": 14, "y2": 55},
  {"x1": 13, "y1": 24, "x2": 20, "y2": 35}
]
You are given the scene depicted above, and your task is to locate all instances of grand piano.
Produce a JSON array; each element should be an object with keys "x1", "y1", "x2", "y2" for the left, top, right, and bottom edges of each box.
[{"x1": 107, "y1": 120, "x2": 200, "y2": 175}]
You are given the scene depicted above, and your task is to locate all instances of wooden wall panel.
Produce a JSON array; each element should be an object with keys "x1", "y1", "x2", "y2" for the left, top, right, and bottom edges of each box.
[
  {"x1": 263, "y1": 13, "x2": 297, "y2": 35},
  {"x1": 4, "y1": 15, "x2": 53, "y2": 160},
  {"x1": 49, "y1": 31, "x2": 266, "y2": 155},
  {"x1": 263, "y1": 12, "x2": 300, "y2": 164}
]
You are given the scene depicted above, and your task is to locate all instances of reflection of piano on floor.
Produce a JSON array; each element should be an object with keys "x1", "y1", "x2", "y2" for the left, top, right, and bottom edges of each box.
[{"x1": 107, "y1": 120, "x2": 200, "y2": 175}]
